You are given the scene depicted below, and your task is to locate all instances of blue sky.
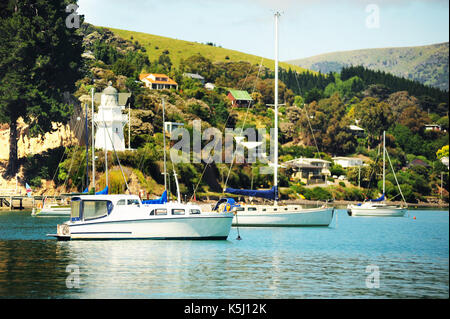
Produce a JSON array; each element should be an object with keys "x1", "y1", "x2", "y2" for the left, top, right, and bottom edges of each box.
[{"x1": 77, "y1": 0, "x2": 449, "y2": 61}]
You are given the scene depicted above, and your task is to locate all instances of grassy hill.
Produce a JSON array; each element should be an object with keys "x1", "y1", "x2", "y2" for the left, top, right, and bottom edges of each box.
[
  {"x1": 287, "y1": 42, "x2": 449, "y2": 91},
  {"x1": 106, "y1": 26, "x2": 311, "y2": 74}
]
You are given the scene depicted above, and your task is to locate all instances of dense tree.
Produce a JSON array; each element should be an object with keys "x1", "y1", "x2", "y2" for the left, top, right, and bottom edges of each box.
[{"x1": 0, "y1": 0, "x2": 84, "y2": 176}]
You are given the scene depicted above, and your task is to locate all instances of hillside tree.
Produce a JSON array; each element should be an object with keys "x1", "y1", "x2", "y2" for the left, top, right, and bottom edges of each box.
[{"x1": 0, "y1": 0, "x2": 84, "y2": 176}]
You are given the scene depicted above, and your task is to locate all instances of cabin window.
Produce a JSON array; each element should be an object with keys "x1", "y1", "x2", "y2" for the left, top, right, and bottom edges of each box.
[
  {"x1": 172, "y1": 209, "x2": 185, "y2": 215},
  {"x1": 155, "y1": 209, "x2": 167, "y2": 215},
  {"x1": 236, "y1": 207, "x2": 245, "y2": 212},
  {"x1": 149, "y1": 209, "x2": 155, "y2": 216},
  {"x1": 83, "y1": 200, "x2": 111, "y2": 221},
  {"x1": 190, "y1": 209, "x2": 201, "y2": 215},
  {"x1": 117, "y1": 199, "x2": 126, "y2": 205},
  {"x1": 127, "y1": 199, "x2": 140, "y2": 207},
  {"x1": 262, "y1": 208, "x2": 266, "y2": 212},
  {"x1": 71, "y1": 200, "x2": 81, "y2": 221},
  {"x1": 248, "y1": 207, "x2": 257, "y2": 211},
  {"x1": 273, "y1": 208, "x2": 277, "y2": 211}
]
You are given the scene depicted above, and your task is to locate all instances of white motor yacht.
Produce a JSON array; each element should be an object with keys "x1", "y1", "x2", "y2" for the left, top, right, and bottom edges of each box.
[{"x1": 47, "y1": 194, "x2": 234, "y2": 240}]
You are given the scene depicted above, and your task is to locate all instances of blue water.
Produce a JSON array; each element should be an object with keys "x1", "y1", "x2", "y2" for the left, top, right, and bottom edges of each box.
[{"x1": 0, "y1": 209, "x2": 448, "y2": 299}]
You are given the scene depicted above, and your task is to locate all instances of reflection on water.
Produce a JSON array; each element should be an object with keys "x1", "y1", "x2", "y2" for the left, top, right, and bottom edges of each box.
[{"x1": 0, "y1": 210, "x2": 448, "y2": 299}]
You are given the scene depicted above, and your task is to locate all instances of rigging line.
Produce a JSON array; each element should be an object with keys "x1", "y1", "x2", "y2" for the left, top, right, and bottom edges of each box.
[
  {"x1": 188, "y1": 58, "x2": 265, "y2": 202},
  {"x1": 61, "y1": 115, "x2": 85, "y2": 191},
  {"x1": 385, "y1": 147, "x2": 407, "y2": 206},
  {"x1": 101, "y1": 118, "x2": 131, "y2": 194},
  {"x1": 292, "y1": 69, "x2": 322, "y2": 158},
  {"x1": 222, "y1": 58, "x2": 264, "y2": 192}
]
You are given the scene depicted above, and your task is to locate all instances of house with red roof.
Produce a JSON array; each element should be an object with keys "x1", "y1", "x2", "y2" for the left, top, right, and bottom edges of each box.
[{"x1": 140, "y1": 73, "x2": 178, "y2": 90}]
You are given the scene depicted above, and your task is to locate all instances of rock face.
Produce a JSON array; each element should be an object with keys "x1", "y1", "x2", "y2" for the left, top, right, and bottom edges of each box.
[{"x1": 0, "y1": 119, "x2": 78, "y2": 161}]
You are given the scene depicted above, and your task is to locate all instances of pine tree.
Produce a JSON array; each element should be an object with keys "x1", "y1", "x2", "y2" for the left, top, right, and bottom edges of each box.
[{"x1": 0, "y1": 0, "x2": 84, "y2": 176}]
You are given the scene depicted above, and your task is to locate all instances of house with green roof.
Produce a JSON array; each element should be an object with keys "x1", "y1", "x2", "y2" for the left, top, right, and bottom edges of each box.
[{"x1": 227, "y1": 89, "x2": 253, "y2": 108}]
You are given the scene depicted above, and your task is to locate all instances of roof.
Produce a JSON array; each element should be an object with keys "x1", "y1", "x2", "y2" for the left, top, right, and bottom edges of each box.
[
  {"x1": 348, "y1": 125, "x2": 364, "y2": 131},
  {"x1": 140, "y1": 73, "x2": 178, "y2": 85},
  {"x1": 228, "y1": 89, "x2": 253, "y2": 101},
  {"x1": 183, "y1": 73, "x2": 205, "y2": 80},
  {"x1": 332, "y1": 157, "x2": 363, "y2": 161}
]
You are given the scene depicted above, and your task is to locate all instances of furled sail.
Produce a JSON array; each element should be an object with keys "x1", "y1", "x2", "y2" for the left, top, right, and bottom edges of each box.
[
  {"x1": 95, "y1": 186, "x2": 109, "y2": 195},
  {"x1": 142, "y1": 190, "x2": 168, "y2": 205},
  {"x1": 225, "y1": 186, "x2": 278, "y2": 201}
]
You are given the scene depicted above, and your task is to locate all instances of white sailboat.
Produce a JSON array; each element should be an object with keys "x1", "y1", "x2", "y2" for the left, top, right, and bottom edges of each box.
[
  {"x1": 347, "y1": 131, "x2": 407, "y2": 217},
  {"x1": 219, "y1": 12, "x2": 335, "y2": 227}
]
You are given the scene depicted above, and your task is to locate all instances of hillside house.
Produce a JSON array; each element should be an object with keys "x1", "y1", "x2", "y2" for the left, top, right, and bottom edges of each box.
[
  {"x1": 348, "y1": 124, "x2": 365, "y2": 137},
  {"x1": 332, "y1": 156, "x2": 365, "y2": 168},
  {"x1": 285, "y1": 158, "x2": 332, "y2": 185},
  {"x1": 227, "y1": 89, "x2": 253, "y2": 108},
  {"x1": 424, "y1": 124, "x2": 442, "y2": 132},
  {"x1": 183, "y1": 73, "x2": 205, "y2": 85},
  {"x1": 140, "y1": 73, "x2": 178, "y2": 90}
]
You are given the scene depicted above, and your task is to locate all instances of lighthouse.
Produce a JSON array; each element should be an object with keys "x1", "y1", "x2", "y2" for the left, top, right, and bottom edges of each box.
[{"x1": 94, "y1": 83, "x2": 129, "y2": 151}]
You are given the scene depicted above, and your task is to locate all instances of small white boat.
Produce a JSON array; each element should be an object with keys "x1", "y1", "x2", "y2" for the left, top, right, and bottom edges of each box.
[
  {"x1": 33, "y1": 203, "x2": 71, "y2": 217},
  {"x1": 47, "y1": 194, "x2": 234, "y2": 240},
  {"x1": 232, "y1": 204, "x2": 335, "y2": 227},
  {"x1": 347, "y1": 202, "x2": 406, "y2": 217},
  {"x1": 347, "y1": 131, "x2": 407, "y2": 217}
]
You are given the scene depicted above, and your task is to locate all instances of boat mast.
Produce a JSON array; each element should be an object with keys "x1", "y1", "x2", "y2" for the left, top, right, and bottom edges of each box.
[
  {"x1": 91, "y1": 88, "x2": 95, "y2": 192},
  {"x1": 274, "y1": 11, "x2": 281, "y2": 205},
  {"x1": 383, "y1": 131, "x2": 386, "y2": 196},
  {"x1": 103, "y1": 102, "x2": 108, "y2": 189},
  {"x1": 85, "y1": 103, "x2": 89, "y2": 191},
  {"x1": 162, "y1": 98, "x2": 167, "y2": 192}
]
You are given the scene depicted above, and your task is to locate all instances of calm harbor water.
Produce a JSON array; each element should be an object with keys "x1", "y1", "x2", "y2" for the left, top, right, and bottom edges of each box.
[{"x1": 0, "y1": 209, "x2": 448, "y2": 299}]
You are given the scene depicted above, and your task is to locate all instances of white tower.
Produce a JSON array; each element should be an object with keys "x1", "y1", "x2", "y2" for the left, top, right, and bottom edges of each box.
[{"x1": 94, "y1": 83, "x2": 128, "y2": 151}]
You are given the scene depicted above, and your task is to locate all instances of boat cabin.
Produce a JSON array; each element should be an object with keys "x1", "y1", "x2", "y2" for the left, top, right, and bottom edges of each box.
[{"x1": 69, "y1": 195, "x2": 204, "y2": 223}]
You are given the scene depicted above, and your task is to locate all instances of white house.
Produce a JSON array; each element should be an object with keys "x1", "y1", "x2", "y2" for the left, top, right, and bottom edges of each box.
[
  {"x1": 441, "y1": 156, "x2": 449, "y2": 170},
  {"x1": 285, "y1": 158, "x2": 331, "y2": 185},
  {"x1": 332, "y1": 157, "x2": 365, "y2": 168},
  {"x1": 94, "y1": 84, "x2": 128, "y2": 151}
]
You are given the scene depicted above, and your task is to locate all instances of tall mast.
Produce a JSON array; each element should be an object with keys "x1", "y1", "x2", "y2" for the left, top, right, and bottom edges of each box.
[
  {"x1": 274, "y1": 12, "x2": 281, "y2": 204},
  {"x1": 103, "y1": 103, "x2": 108, "y2": 189},
  {"x1": 91, "y1": 88, "x2": 95, "y2": 192},
  {"x1": 162, "y1": 99, "x2": 167, "y2": 192},
  {"x1": 85, "y1": 103, "x2": 89, "y2": 191},
  {"x1": 383, "y1": 131, "x2": 386, "y2": 195}
]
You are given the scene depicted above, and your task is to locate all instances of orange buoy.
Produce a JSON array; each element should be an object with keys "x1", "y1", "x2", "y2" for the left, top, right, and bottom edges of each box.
[{"x1": 413, "y1": 216, "x2": 416, "y2": 220}]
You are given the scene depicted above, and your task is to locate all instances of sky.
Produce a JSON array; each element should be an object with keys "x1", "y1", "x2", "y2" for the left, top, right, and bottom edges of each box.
[{"x1": 77, "y1": 0, "x2": 449, "y2": 61}]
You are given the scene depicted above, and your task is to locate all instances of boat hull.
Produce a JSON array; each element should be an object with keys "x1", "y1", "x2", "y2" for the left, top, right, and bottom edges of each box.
[
  {"x1": 347, "y1": 205, "x2": 407, "y2": 217},
  {"x1": 55, "y1": 214, "x2": 234, "y2": 240},
  {"x1": 232, "y1": 207, "x2": 334, "y2": 227},
  {"x1": 33, "y1": 207, "x2": 71, "y2": 217}
]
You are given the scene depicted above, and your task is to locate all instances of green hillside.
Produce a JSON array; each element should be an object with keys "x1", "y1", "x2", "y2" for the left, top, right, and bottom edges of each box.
[
  {"x1": 287, "y1": 42, "x2": 449, "y2": 91},
  {"x1": 106, "y1": 26, "x2": 310, "y2": 74}
]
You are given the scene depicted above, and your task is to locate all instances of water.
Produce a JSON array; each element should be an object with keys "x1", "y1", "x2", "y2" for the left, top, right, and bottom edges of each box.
[{"x1": 0, "y1": 209, "x2": 448, "y2": 299}]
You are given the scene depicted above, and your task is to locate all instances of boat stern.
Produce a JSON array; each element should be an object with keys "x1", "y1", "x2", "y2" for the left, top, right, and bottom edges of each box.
[{"x1": 47, "y1": 223, "x2": 71, "y2": 241}]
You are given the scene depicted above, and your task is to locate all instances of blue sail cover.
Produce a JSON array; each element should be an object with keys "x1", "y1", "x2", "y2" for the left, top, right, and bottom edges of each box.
[
  {"x1": 95, "y1": 186, "x2": 109, "y2": 195},
  {"x1": 225, "y1": 186, "x2": 278, "y2": 201},
  {"x1": 142, "y1": 190, "x2": 168, "y2": 205},
  {"x1": 369, "y1": 193, "x2": 385, "y2": 202}
]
